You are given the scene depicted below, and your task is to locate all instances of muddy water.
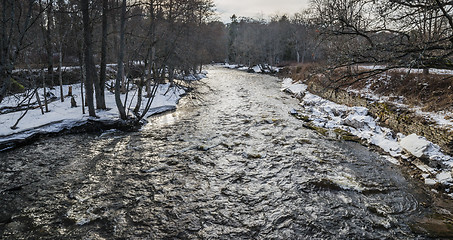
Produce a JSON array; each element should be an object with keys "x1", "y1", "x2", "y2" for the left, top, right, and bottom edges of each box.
[{"x1": 0, "y1": 66, "x2": 437, "y2": 239}]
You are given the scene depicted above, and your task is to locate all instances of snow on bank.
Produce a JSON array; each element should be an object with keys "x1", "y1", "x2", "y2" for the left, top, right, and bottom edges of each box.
[
  {"x1": 176, "y1": 71, "x2": 208, "y2": 81},
  {"x1": 347, "y1": 74, "x2": 453, "y2": 131},
  {"x1": 0, "y1": 77, "x2": 197, "y2": 150},
  {"x1": 223, "y1": 63, "x2": 280, "y2": 73},
  {"x1": 359, "y1": 65, "x2": 453, "y2": 75},
  {"x1": 281, "y1": 78, "x2": 453, "y2": 192}
]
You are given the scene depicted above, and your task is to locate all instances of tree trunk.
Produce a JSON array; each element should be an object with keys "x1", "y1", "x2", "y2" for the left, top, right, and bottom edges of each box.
[
  {"x1": 0, "y1": 66, "x2": 11, "y2": 104},
  {"x1": 81, "y1": 0, "x2": 96, "y2": 117},
  {"x1": 43, "y1": 73, "x2": 49, "y2": 112},
  {"x1": 112, "y1": 0, "x2": 119, "y2": 63},
  {"x1": 134, "y1": 76, "x2": 143, "y2": 114},
  {"x1": 46, "y1": 0, "x2": 53, "y2": 78},
  {"x1": 35, "y1": 88, "x2": 44, "y2": 115},
  {"x1": 59, "y1": 43, "x2": 64, "y2": 102},
  {"x1": 79, "y1": 53, "x2": 85, "y2": 114},
  {"x1": 168, "y1": 66, "x2": 175, "y2": 86},
  {"x1": 0, "y1": 0, "x2": 10, "y2": 104},
  {"x1": 146, "y1": 0, "x2": 156, "y2": 97},
  {"x1": 97, "y1": 0, "x2": 108, "y2": 110},
  {"x1": 93, "y1": 53, "x2": 103, "y2": 110},
  {"x1": 115, "y1": 0, "x2": 127, "y2": 120},
  {"x1": 423, "y1": 68, "x2": 430, "y2": 75}
]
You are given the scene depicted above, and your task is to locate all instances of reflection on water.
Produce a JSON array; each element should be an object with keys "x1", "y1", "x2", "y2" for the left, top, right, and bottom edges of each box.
[{"x1": 0, "y1": 66, "x2": 439, "y2": 239}]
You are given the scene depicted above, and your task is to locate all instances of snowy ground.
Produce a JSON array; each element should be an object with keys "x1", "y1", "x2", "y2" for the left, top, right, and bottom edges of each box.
[
  {"x1": 0, "y1": 78, "x2": 193, "y2": 151},
  {"x1": 175, "y1": 71, "x2": 207, "y2": 81},
  {"x1": 281, "y1": 78, "x2": 453, "y2": 196}
]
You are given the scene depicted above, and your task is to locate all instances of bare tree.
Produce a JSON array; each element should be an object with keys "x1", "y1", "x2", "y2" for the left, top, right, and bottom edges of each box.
[
  {"x1": 98, "y1": 0, "x2": 108, "y2": 109},
  {"x1": 115, "y1": 0, "x2": 127, "y2": 120},
  {"x1": 0, "y1": 0, "x2": 44, "y2": 103},
  {"x1": 81, "y1": 0, "x2": 96, "y2": 117},
  {"x1": 310, "y1": 0, "x2": 453, "y2": 83}
]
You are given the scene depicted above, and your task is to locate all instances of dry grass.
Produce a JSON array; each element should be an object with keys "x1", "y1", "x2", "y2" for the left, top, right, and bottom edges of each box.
[
  {"x1": 357, "y1": 71, "x2": 453, "y2": 111},
  {"x1": 287, "y1": 63, "x2": 453, "y2": 112}
]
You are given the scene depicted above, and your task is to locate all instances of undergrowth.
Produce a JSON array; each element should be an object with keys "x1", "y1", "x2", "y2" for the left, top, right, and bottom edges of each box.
[{"x1": 286, "y1": 63, "x2": 453, "y2": 112}]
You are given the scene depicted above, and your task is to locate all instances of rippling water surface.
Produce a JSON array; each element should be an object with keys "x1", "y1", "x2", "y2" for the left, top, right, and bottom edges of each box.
[{"x1": 0, "y1": 66, "x2": 437, "y2": 239}]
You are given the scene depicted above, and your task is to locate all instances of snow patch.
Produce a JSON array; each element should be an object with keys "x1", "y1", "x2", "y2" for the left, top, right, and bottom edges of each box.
[
  {"x1": 223, "y1": 63, "x2": 281, "y2": 73},
  {"x1": 281, "y1": 78, "x2": 307, "y2": 97},
  {"x1": 175, "y1": 72, "x2": 207, "y2": 81},
  {"x1": 252, "y1": 65, "x2": 262, "y2": 73},
  {"x1": 399, "y1": 134, "x2": 431, "y2": 158},
  {"x1": 0, "y1": 74, "x2": 193, "y2": 149},
  {"x1": 437, "y1": 171, "x2": 453, "y2": 184},
  {"x1": 282, "y1": 78, "x2": 453, "y2": 191}
]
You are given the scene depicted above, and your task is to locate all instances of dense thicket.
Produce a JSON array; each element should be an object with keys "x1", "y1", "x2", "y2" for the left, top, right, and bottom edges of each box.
[
  {"x1": 0, "y1": 0, "x2": 326, "y2": 120},
  {"x1": 311, "y1": 0, "x2": 453, "y2": 79},
  {"x1": 0, "y1": 0, "x2": 228, "y2": 119}
]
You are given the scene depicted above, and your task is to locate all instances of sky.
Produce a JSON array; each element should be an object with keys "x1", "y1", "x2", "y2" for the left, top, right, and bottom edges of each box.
[{"x1": 213, "y1": 0, "x2": 311, "y2": 23}]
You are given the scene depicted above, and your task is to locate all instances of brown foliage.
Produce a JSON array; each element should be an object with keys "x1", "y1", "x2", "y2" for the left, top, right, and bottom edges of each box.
[
  {"x1": 353, "y1": 71, "x2": 453, "y2": 112},
  {"x1": 288, "y1": 63, "x2": 453, "y2": 112}
]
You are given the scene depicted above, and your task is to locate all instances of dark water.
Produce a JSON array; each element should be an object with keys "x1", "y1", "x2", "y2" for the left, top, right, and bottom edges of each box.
[{"x1": 0, "y1": 66, "x2": 441, "y2": 239}]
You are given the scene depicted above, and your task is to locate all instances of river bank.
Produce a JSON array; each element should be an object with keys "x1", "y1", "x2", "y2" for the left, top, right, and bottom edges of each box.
[
  {"x1": 0, "y1": 70, "x2": 205, "y2": 151},
  {"x1": 273, "y1": 65, "x2": 453, "y2": 195},
  {"x1": 224, "y1": 63, "x2": 453, "y2": 194},
  {"x1": 1, "y1": 66, "x2": 447, "y2": 238}
]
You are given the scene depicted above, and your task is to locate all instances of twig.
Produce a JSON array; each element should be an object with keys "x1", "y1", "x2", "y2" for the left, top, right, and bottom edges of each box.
[{"x1": 11, "y1": 88, "x2": 37, "y2": 129}]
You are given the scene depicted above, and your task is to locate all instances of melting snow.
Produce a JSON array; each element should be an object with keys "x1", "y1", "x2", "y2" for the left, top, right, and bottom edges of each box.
[
  {"x1": 282, "y1": 78, "x2": 453, "y2": 189},
  {"x1": 399, "y1": 134, "x2": 431, "y2": 158},
  {"x1": 0, "y1": 75, "x2": 200, "y2": 150}
]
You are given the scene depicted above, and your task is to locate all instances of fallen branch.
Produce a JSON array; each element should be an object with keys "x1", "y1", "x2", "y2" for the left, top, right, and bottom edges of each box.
[{"x1": 11, "y1": 88, "x2": 38, "y2": 130}]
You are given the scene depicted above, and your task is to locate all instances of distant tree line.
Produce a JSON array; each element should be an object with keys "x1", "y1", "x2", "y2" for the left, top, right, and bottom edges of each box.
[{"x1": 226, "y1": 13, "x2": 323, "y2": 68}]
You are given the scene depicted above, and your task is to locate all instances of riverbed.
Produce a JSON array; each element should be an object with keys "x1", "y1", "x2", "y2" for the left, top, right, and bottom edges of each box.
[{"x1": 0, "y1": 66, "x2": 448, "y2": 239}]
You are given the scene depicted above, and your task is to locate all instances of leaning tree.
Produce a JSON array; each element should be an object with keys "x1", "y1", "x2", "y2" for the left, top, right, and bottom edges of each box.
[{"x1": 311, "y1": 0, "x2": 453, "y2": 83}]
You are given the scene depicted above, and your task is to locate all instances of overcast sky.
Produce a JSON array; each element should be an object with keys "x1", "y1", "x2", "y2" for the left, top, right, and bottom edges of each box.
[{"x1": 213, "y1": 0, "x2": 311, "y2": 22}]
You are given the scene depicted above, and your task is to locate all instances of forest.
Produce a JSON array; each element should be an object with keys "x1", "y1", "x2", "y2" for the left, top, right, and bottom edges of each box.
[
  {"x1": 3, "y1": 1, "x2": 453, "y2": 238},
  {"x1": 1, "y1": 0, "x2": 453, "y2": 121},
  {"x1": 0, "y1": 0, "x2": 323, "y2": 123}
]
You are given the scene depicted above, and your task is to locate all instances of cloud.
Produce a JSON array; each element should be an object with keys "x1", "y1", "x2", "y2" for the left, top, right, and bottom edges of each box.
[{"x1": 214, "y1": 0, "x2": 310, "y2": 22}]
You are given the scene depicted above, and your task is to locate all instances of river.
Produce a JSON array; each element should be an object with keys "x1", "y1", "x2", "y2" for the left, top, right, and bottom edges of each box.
[{"x1": 0, "y1": 66, "x2": 449, "y2": 239}]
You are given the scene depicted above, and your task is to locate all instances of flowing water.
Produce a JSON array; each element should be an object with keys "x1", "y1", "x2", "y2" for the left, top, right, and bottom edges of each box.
[{"x1": 0, "y1": 66, "x2": 443, "y2": 239}]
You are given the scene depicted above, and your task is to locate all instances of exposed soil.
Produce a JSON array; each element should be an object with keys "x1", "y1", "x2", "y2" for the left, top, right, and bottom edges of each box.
[{"x1": 283, "y1": 63, "x2": 453, "y2": 112}]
